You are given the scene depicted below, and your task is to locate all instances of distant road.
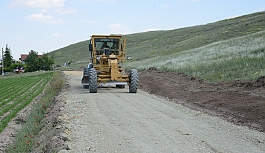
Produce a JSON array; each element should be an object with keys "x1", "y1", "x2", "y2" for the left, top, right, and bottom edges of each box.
[{"x1": 60, "y1": 71, "x2": 265, "y2": 153}]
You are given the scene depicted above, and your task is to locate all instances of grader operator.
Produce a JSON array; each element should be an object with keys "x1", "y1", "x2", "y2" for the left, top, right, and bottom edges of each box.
[{"x1": 81, "y1": 35, "x2": 138, "y2": 93}]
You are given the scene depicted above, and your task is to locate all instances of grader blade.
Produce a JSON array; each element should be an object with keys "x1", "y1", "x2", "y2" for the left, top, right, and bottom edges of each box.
[{"x1": 81, "y1": 76, "x2": 89, "y2": 89}]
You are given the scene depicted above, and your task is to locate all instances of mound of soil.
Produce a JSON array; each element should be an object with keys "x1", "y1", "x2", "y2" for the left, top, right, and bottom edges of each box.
[{"x1": 139, "y1": 69, "x2": 265, "y2": 132}]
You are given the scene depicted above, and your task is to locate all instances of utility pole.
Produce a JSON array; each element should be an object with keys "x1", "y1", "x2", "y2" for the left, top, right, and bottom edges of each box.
[{"x1": 1, "y1": 48, "x2": 4, "y2": 75}]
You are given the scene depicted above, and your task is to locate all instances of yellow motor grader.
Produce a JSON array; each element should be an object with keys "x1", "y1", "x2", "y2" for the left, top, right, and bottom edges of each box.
[{"x1": 81, "y1": 35, "x2": 138, "y2": 93}]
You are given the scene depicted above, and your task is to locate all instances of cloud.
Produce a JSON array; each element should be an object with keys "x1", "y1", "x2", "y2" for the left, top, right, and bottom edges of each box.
[
  {"x1": 10, "y1": 0, "x2": 66, "y2": 8},
  {"x1": 78, "y1": 0, "x2": 115, "y2": 1},
  {"x1": 144, "y1": 28, "x2": 162, "y2": 32},
  {"x1": 92, "y1": 0, "x2": 116, "y2": 1},
  {"x1": 190, "y1": 0, "x2": 200, "y2": 2},
  {"x1": 52, "y1": 32, "x2": 64, "y2": 37},
  {"x1": 40, "y1": 9, "x2": 49, "y2": 13},
  {"x1": 259, "y1": 7, "x2": 265, "y2": 11},
  {"x1": 54, "y1": 8, "x2": 77, "y2": 14},
  {"x1": 81, "y1": 20, "x2": 98, "y2": 24},
  {"x1": 15, "y1": 37, "x2": 33, "y2": 42},
  {"x1": 26, "y1": 13, "x2": 63, "y2": 24},
  {"x1": 226, "y1": 15, "x2": 239, "y2": 19},
  {"x1": 162, "y1": 4, "x2": 170, "y2": 8},
  {"x1": 107, "y1": 23, "x2": 131, "y2": 34}
]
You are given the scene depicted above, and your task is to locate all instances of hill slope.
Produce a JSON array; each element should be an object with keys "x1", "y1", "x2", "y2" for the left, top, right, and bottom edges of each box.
[
  {"x1": 49, "y1": 11, "x2": 265, "y2": 82},
  {"x1": 125, "y1": 11, "x2": 265, "y2": 60},
  {"x1": 125, "y1": 30, "x2": 265, "y2": 82},
  {"x1": 50, "y1": 40, "x2": 89, "y2": 67},
  {"x1": 50, "y1": 11, "x2": 265, "y2": 66}
]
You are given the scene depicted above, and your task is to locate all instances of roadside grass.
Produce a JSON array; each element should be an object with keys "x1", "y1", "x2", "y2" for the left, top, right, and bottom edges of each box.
[
  {"x1": 124, "y1": 30, "x2": 265, "y2": 82},
  {"x1": 5, "y1": 71, "x2": 64, "y2": 153}
]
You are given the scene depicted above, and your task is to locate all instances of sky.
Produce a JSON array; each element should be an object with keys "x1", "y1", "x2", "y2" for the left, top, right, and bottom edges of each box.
[{"x1": 0, "y1": 0, "x2": 264, "y2": 60}]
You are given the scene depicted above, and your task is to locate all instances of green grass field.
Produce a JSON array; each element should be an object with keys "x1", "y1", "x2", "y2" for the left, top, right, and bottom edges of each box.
[
  {"x1": 1, "y1": 71, "x2": 64, "y2": 153},
  {"x1": 0, "y1": 72, "x2": 53, "y2": 133}
]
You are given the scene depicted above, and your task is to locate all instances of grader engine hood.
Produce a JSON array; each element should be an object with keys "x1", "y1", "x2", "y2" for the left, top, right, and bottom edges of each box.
[
  {"x1": 108, "y1": 54, "x2": 119, "y2": 81},
  {"x1": 108, "y1": 54, "x2": 118, "y2": 67}
]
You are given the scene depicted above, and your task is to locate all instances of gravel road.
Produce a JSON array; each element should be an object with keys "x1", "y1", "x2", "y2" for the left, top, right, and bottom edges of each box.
[{"x1": 60, "y1": 71, "x2": 265, "y2": 153}]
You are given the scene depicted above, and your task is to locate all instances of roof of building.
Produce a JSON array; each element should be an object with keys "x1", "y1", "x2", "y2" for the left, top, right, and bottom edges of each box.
[{"x1": 20, "y1": 54, "x2": 42, "y2": 61}]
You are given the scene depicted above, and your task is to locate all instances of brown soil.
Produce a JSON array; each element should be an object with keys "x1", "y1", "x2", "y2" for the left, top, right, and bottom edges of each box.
[{"x1": 139, "y1": 69, "x2": 265, "y2": 132}]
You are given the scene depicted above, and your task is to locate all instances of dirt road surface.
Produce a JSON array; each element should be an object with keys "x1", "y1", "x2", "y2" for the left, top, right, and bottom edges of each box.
[{"x1": 58, "y1": 71, "x2": 264, "y2": 153}]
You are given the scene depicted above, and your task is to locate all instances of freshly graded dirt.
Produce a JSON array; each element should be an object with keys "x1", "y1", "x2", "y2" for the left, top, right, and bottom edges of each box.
[{"x1": 139, "y1": 69, "x2": 265, "y2": 132}]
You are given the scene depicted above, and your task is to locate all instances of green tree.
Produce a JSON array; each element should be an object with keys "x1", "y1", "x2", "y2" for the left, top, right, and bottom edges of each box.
[
  {"x1": 25, "y1": 51, "x2": 54, "y2": 72},
  {"x1": 39, "y1": 54, "x2": 54, "y2": 70},
  {"x1": 25, "y1": 50, "x2": 39, "y2": 72},
  {"x1": 3, "y1": 44, "x2": 13, "y2": 71}
]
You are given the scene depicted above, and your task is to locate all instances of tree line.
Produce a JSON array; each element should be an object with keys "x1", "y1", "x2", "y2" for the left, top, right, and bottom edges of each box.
[{"x1": 1, "y1": 45, "x2": 54, "y2": 74}]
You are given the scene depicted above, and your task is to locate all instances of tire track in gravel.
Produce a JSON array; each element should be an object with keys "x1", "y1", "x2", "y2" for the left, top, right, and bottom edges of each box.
[{"x1": 59, "y1": 71, "x2": 265, "y2": 153}]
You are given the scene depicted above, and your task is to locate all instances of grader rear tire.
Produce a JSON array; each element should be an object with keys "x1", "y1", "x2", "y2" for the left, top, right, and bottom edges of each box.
[
  {"x1": 129, "y1": 69, "x2": 138, "y2": 93},
  {"x1": 89, "y1": 68, "x2": 97, "y2": 93}
]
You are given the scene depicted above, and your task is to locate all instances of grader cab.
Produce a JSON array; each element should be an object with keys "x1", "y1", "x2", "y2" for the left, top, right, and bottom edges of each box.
[{"x1": 81, "y1": 35, "x2": 138, "y2": 93}]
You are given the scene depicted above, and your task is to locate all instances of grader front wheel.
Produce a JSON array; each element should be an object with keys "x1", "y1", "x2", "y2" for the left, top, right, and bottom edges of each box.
[{"x1": 129, "y1": 69, "x2": 138, "y2": 93}]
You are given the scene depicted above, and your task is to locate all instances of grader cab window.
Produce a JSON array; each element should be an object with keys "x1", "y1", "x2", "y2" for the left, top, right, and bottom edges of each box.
[{"x1": 94, "y1": 38, "x2": 120, "y2": 55}]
